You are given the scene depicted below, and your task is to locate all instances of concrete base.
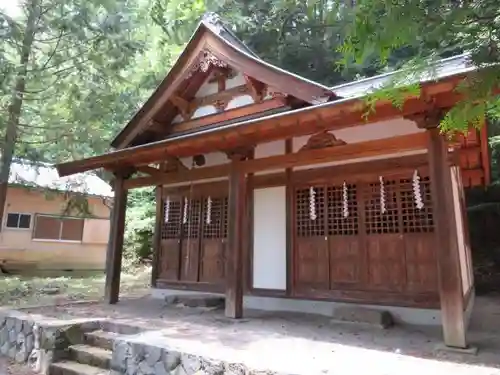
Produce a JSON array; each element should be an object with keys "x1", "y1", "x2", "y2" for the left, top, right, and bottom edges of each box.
[
  {"x1": 150, "y1": 288, "x2": 442, "y2": 326},
  {"x1": 434, "y1": 343, "x2": 479, "y2": 355}
]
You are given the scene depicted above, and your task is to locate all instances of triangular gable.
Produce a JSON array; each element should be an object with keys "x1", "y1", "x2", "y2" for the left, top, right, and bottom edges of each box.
[{"x1": 112, "y1": 13, "x2": 336, "y2": 149}]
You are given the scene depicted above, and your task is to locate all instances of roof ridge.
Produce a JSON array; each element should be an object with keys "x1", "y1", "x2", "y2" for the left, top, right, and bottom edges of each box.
[{"x1": 201, "y1": 12, "x2": 260, "y2": 58}]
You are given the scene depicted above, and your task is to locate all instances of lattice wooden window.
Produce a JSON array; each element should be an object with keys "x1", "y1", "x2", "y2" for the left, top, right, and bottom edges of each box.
[
  {"x1": 295, "y1": 186, "x2": 325, "y2": 237},
  {"x1": 364, "y1": 180, "x2": 399, "y2": 234},
  {"x1": 327, "y1": 184, "x2": 358, "y2": 235},
  {"x1": 400, "y1": 176, "x2": 434, "y2": 233},
  {"x1": 161, "y1": 199, "x2": 182, "y2": 239},
  {"x1": 203, "y1": 197, "x2": 224, "y2": 239},
  {"x1": 183, "y1": 198, "x2": 202, "y2": 238}
]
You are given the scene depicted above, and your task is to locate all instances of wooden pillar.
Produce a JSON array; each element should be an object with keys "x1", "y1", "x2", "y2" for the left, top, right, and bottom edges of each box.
[
  {"x1": 225, "y1": 161, "x2": 246, "y2": 318},
  {"x1": 104, "y1": 175, "x2": 128, "y2": 304},
  {"x1": 150, "y1": 186, "x2": 163, "y2": 288},
  {"x1": 427, "y1": 127, "x2": 467, "y2": 348}
]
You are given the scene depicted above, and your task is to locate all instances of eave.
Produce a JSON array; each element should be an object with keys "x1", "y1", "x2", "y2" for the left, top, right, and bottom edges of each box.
[{"x1": 56, "y1": 73, "x2": 472, "y2": 178}]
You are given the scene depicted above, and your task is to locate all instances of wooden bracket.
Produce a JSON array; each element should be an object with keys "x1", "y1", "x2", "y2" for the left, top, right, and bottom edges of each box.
[
  {"x1": 164, "y1": 155, "x2": 188, "y2": 172},
  {"x1": 225, "y1": 146, "x2": 254, "y2": 162},
  {"x1": 136, "y1": 165, "x2": 163, "y2": 178},
  {"x1": 169, "y1": 94, "x2": 192, "y2": 121},
  {"x1": 404, "y1": 108, "x2": 447, "y2": 129},
  {"x1": 244, "y1": 75, "x2": 266, "y2": 103}
]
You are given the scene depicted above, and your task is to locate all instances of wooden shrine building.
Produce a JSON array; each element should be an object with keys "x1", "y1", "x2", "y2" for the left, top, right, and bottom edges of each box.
[{"x1": 56, "y1": 14, "x2": 490, "y2": 349}]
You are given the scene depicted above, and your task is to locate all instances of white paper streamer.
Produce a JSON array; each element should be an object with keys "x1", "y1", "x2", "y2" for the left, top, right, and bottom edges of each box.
[
  {"x1": 379, "y1": 176, "x2": 387, "y2": 214},
  {"x1": 342, "y1": 181, "x2": 349, "y2": 218},
  {"x1": 309, "y1": 187, "x2": 317, "y2": 221},
  {"x1": 164, "y1": 196, "x2": 170, "y2": 223},
  {"x1": 206, "y1": 196, "x2": 212, "y2": 224},
  {"x1": 182, "y1": 197, "x2": 188, "y2": 224},
  {"x1": 413, "y1": 170, "x2": 424, "y2": 210}
]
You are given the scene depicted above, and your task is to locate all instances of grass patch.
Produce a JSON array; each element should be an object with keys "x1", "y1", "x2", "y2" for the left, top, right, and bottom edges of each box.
[{"x1": 0, "y1": 266, "x2": 150, "y2": 307}]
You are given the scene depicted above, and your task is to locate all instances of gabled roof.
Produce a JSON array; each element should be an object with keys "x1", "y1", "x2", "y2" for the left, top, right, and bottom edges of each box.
[
  {"x1": 111, "y1": 13, "x2": 335, "y2": 149},
  {"x1": 10, "y1": 159, "x2": 113, "y2": 197}
]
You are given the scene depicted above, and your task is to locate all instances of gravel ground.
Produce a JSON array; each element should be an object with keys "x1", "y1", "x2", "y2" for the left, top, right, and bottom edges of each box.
[{"x1": 0, "y1": 358, "x2": 37, "y2": 375}]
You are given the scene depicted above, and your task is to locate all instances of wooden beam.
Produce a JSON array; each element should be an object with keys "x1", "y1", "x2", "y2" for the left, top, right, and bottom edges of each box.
[
  {"x1": 124, "y1": 163, "x2": 230, "y2": 189},
  {"x1": 427, "y1": 128, "x2": 467, "y2": 348},
  {"x1": 170, "y1": 98, "x2": 285, "y2": 134},
  {"x1": 169, "y1": 94, "x2": 191, "y2": 120},
  {"x1": 160, "y1": 153, "x2": 429, "y2": 195},
  {"x1": 241, "y1": 132, "x2": 427, "y2": 174},
  {"x1": 104, "y1": 175, "x2": 128, "y2": 304},
  {"x1": 123, "y1": 133, "x2": 427, "y2": 189},
  {"x1": 225, "y1": 160, "x2": 246, "y2": 318},
  {"x1": 151, "y1": 187, "x2": 163, "y2": 287}
]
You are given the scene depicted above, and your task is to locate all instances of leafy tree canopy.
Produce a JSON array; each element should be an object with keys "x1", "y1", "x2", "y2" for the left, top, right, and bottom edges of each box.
[{"x1": 340, "y1": 0, "x2": 500, "y2": 134}]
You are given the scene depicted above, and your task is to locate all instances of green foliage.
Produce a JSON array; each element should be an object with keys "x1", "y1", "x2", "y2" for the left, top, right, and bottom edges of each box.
[
  {"x1": 341, "y1": 0, "x2": 500, "y2": 134},
  {"x1": 124, "y1": 187, "x2": 156, "y2": 261},
  {"x1": 150, "y1": 0, "x2": 382, "y2": 85}
]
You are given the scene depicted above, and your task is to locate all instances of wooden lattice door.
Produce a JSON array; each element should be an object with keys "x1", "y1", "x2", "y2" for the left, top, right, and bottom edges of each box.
[
  {"x1": 398, "y1": 176, "x2": 437, "y2": 293},
  {"x1": 294, "y1": 186, "x2": 329, "y2": 291},
  {"x1": 199, "y1": 196, "x2": 228, "y2": 284},
  {"x1": 362, "y1": 174, "x2": 437, "y2": 293},
  {"x1": 159, "y1": 197, "x2": 182, "y2": 280},
  {"x1": 180, "y1": 198, "x2": 202, "y2": 281},
  {"x1": 327, "y1": 184, "x2": 364, "y2": 289},
  {"x1": 363, "y1": 179, "x2": 406, "y2": 291}
]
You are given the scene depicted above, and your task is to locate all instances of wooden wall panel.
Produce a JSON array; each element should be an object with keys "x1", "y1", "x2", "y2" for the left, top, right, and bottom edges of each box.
[
  {"x1": 159, "y1": 239, "x2": 181, "y2": 280},
  {"x1": 366, "y1": 235, "x2": 406, "y2": 292},
  {"x1": 295, "y1": 237, "x2": 329, "y2": 291},
  {"x1": 404, "y1": 235, "x2": 437, "y2": 293},
  {"x1": 329, "y1": 237, "x2": 363, "y2": 286}
]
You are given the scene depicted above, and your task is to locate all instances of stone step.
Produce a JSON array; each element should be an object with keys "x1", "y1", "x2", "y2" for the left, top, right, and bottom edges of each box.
[
  {"x1": 69, "y1": 344, "x2": 112, "y2": 369},
  {"x1": 84, "y1": 330, "x2": 118, "y2": 351},
  {"x1": 49, "y1": 361, "x2": 109, "y2": 375}
]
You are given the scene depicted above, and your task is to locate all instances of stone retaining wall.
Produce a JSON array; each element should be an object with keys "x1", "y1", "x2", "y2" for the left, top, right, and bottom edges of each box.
[
  {"x1": 110, "y1": 339, "x2": 277, "y2": 375},
  {"x1": 0, "y1": 309, "x2": 99, "y2": 374}
]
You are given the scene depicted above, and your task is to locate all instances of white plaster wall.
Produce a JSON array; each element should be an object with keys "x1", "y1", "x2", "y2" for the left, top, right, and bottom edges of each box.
[
  {"x1": 194, "y1": 72, "x2": 246, "y2": 98},
  {"x1": 226, "y1": 95, "x2": 254, "y2": 110},
  {"x1": 181, "y1": 152, "x2": 227, "y2": 169},
  {"x1": 226, "y1": 72, "x2": 246, "y2": 89},
  {"x1": 253, "y1": 187, "x2": 287, "y2": 290},
  {"x1": 192, "y1": 105, "x2": 217, "y2": 119},
  {"x1": 195, "y1": 73, "x2": 218, "y2": 97},
  {"x1": 254, "y1": 140, "x2": 286, "y2": 176},
  {"x1": 172, "y1": 114, "x2": 183, "y2": 124}
]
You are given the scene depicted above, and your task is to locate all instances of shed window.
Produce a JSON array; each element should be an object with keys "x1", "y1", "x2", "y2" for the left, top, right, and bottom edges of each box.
[
  {"x1": 33, "y1": 215, "x2": 84, "y2": 241},
  {"x1": 5, "y1": 213, "x2": 32, "y2": 229}
]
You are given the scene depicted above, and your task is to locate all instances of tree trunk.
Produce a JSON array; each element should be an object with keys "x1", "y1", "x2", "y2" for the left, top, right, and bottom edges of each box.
[{"x1": 0, "y1": 0, "x2": 39, "y2": 230}]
